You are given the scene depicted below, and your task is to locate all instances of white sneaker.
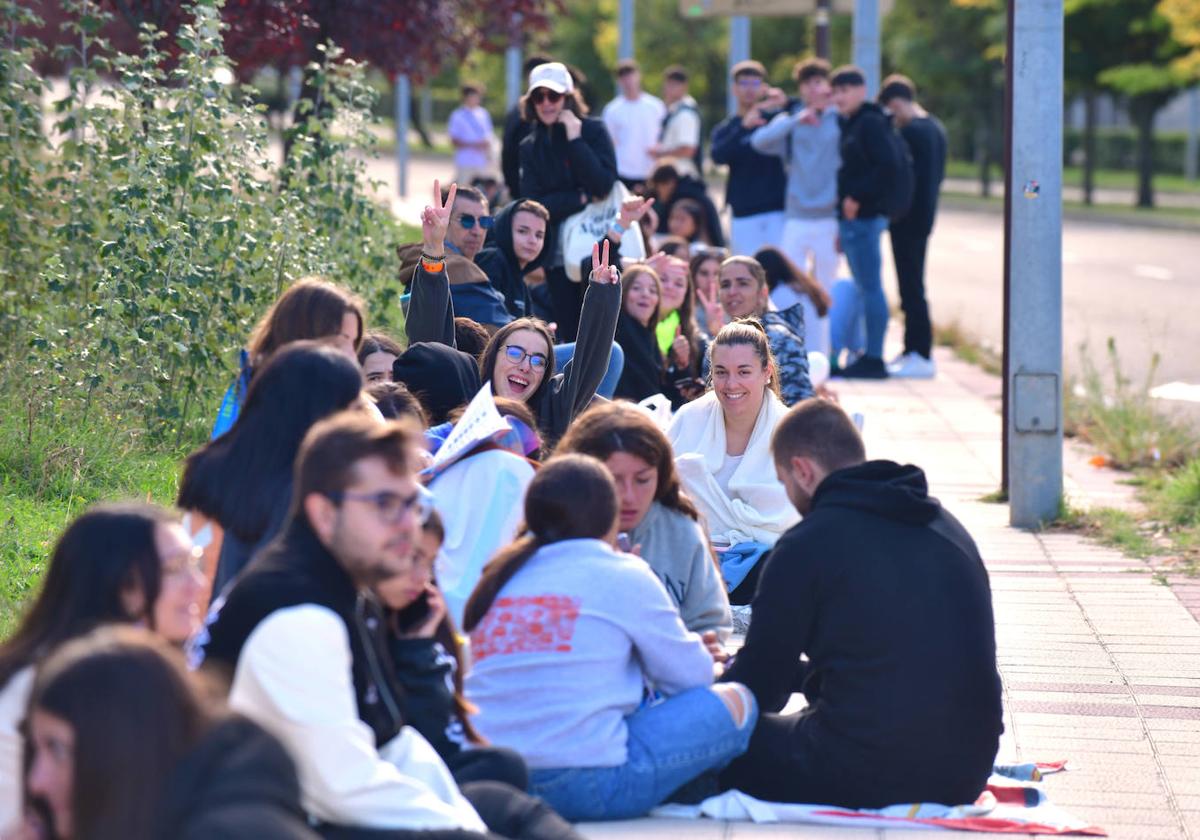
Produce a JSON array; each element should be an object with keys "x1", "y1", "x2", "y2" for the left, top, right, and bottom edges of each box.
[{"x1": 887, "y1": 352, "x2": 937, "y2": 379}]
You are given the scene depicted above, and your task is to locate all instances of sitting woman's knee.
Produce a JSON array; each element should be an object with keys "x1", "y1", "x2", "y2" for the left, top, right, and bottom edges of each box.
[{"x1": 712, "y1": 683, "x2": 757, "y2": 729}]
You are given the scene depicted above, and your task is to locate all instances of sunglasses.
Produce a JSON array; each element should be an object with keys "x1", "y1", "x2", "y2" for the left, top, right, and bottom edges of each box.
[
  {"x1": 456, "y1": 213, "x2": 494, "y2": 230},
  {"x1": 328, "y1": 486, "x2": 434, "y2": 526},
  {"x1": 531, "y1": 89, "x2": 563, "y2": 105},
  {"x1": 503, "y1": 345, "x2": 548, "y2": 370}
]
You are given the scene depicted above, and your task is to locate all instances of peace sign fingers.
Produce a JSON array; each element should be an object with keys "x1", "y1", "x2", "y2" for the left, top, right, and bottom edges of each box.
[
  {"x1": 422, "y1": 180, "x2": 457, "y2": 255},
  {"x1": 590, "y1": 238, "x2": 618, "y2": 284}
]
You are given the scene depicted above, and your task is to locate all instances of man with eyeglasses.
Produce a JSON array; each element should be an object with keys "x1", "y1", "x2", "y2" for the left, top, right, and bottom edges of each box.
[
  {"x1": 197, "y1": 412, "x2": 574, "y2": 838},
  {"x1": 710, "y1": 60, "x2": 790, "y2": 257},
  {"x1": 442, "y1": 184, "x2": 493, "y2": 262}
]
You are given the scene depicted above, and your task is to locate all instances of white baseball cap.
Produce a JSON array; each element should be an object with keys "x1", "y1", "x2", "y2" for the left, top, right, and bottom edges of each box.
[{"x1": 527, "y1": 62, "x2": 574, "y2": 96}]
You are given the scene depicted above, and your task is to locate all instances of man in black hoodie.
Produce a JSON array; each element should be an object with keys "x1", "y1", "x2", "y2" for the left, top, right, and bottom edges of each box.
[
  {"x1": 831, "y1": 66, "x2": 905, "y2": 380},
  {"x1": 720, "y1": 399, "x2": 1003, "y2": 809}
]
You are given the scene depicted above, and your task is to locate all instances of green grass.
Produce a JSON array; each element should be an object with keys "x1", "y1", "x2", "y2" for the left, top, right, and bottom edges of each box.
[
  {"x1": 0, "y1": 409, "x2": 185, "y2": 637},
  {"x1": 1050, "y1": 500, "x2": 1159, "y2": 558},
  {"x1": 940, "y1": 191, "x2": 1200, "y2": 230},
  {"x1": 933, "y1": 319, "x2": 1004, "y2": 376},
  {"x1": 945, "y1": 159, "x2": 1200, "y2": 196}
]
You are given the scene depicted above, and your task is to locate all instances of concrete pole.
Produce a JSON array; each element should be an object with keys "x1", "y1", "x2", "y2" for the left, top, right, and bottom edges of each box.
[
  {"x1": 728, "y1": 16, "x2": 751, "y2": 116},
  {"x1": 1186, "y1": 86, "x2": 1199, "y2": 182},
  {"x1": 852, "y1": 0, "x2": 881, "y2": 99},
  {"x1": 1005, "y1": 0, "x2": 1064, "y2": 528},
  {"x1": 618, "y1": 0, "x2": 635, "y2": 61},
  {"x1": 395, "y1": 75, "x2": 411, "y2": 198},
  {"x1": 505, "y1": 44, "x2": 523, "y2": 109}
]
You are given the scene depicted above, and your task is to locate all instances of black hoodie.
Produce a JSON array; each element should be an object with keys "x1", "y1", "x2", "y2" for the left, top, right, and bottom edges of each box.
[
  {"x1": 837, "y1": 101, "x2": 904, "y2": 220},
  {"x1": 475, "y1": 201, "x2": 554, "y2": 319},
  {"x1": 154, "y1": 716, "x2": 318, "y2": 839},
  {"x1": 723, "y1": 460, "x2": 1003, "y2": 808}
]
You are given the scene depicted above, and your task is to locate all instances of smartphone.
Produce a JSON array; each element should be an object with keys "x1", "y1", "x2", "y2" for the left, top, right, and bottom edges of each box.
[
  {"x1": 616, "y1": 532, "x2": 633, "y2": 553},
  {"x1": 394, "y1": 586, "x2": 433, "y2": 631}
]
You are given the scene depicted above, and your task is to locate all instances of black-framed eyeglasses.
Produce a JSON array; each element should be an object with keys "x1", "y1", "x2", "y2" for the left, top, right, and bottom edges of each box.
[
  {"x1": 503, "y1": 345, "x2": 548, "y2": 370},
  {"x1": 456, "y1": 213, "x2": 494, "y2": 230},
  {"x1": 327, "y1": 486, "x2": 434, "y2": 526},
  {"x1": 531, "y1": 89, "x2": 563, "y2": 105}
]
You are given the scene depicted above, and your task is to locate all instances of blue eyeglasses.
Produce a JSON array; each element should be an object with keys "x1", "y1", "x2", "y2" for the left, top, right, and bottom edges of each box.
[
  {"x1": 503, "y1": 345, "x2": 548, "y2": 370},
  {"x1": 457, "y1": 213, "x2": 495, "y2": 230}
]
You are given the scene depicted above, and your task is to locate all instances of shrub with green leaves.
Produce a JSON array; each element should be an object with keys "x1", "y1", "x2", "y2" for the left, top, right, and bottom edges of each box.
[{"x1": 0, "y1": 0, "x2": 404, "y2": 447}]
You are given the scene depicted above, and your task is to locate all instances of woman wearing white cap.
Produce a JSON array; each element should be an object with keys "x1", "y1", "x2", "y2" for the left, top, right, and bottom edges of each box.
[{"x1": 518, "y1": 62, "x2": 618, "y2": 343}]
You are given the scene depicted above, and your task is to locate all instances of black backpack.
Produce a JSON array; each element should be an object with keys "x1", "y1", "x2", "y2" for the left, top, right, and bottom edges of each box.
[{"x1": 881, "y1": 115, "x2": 915, "y2": 223}]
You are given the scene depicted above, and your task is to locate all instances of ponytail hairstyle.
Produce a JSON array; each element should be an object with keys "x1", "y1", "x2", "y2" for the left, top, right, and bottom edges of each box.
[
  {"x1": 707, "y1": 318, "x2": 782, "y2": 399},
  {"x1": 555, "y1": 402, "x2": 700, "y2": 521},
  {"x1": 462, "y1": 454, "x2": 618, "y2": 632}
]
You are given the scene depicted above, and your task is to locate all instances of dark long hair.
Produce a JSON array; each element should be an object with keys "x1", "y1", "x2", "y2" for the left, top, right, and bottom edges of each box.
[
  {"x1": 479, "y1": 318, "x2": 557, "y2": 413},
  {"x1": 555, "y1": 402, "x2": 700, "y2": 521},
  {"x1": 462, "y1": 454, "x2": 617, "y2": 632},
  {"x1": 668, "y1": 198, "x2": 709, "y2": 244},
  {"x1": 30, "y1": 626, "x2": 213, "y2": 840},
  {"x1": 753, "y1": 246, "x2": 831, "y2": 317},
  {"x1": 0, "y1": 504, "x2": 174, "y2": 690},
  {"x1": 246, "y1": 276, "x2": 365, "y2": 369},
  {"x1": 177, "y1": 341, "x2": 365, "y2": 543}
]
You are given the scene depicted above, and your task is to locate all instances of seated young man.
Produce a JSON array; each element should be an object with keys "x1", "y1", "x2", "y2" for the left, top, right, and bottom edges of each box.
[
  {"x1": 196, "y1": 412, "x2": 580, "y2": 839},
  {"x1": 720, "y1": 399, "x2": 1003, "y2": 808}
]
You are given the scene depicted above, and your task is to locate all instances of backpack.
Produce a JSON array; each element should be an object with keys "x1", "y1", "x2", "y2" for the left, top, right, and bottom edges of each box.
[
  {"x1": 881, "y1": 116, "x2": 915, "y2": 223},
  {"x1": 661, "y1": 101, "x2": 705, "y2": 174}
]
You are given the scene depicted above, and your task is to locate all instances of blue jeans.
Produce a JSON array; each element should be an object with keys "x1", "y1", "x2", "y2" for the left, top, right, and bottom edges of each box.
[
  {"x1": 830, "y1": 278, "x2": 866, "y2": 363},
  {"x1": 528, "y1": 685, "x2": 757, "y2": 821},
  {"x1": 838, "y1": 215, "x2": 890, "y2": 359},
  {"x1": 554, "y1": 341, "x2": 625, "y2": 400}
]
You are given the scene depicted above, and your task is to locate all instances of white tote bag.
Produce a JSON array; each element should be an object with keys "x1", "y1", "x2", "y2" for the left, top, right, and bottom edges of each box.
[{"x1": 560, "y1": 181, "x2": 647, "y2": 282}]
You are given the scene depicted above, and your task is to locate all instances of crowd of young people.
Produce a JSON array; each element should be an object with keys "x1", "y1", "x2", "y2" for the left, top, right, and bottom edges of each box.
[{"x1": 0, "y1": 54, "x2": 985, "y2": 840}]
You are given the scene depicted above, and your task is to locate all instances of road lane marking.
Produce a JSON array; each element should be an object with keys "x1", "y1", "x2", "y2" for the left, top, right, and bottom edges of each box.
[{"x1": 1134, "y1": 264, "x2": 1174, "y2": 281}]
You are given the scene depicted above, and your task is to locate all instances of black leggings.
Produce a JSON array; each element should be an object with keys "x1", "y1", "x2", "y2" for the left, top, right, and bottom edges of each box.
[{"x1": 317, "y1": 781, "x2": 581, "y2": 840}]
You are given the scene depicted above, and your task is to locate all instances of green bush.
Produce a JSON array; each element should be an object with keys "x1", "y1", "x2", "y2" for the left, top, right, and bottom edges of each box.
[{"x1": 0, "y1": 0, "x2": 405, "y2": 447}]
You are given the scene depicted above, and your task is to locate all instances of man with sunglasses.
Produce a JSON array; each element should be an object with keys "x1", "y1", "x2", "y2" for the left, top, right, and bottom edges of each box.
[
  {"x1": 442, "y1": 184, "x2": 494, "y2": 262},
  {"x1": 198, "y1": 413, "x2": 575, "y2": 838},
  {"x1": 710, "y1": 60, "x2": 790, "y2": 257}
]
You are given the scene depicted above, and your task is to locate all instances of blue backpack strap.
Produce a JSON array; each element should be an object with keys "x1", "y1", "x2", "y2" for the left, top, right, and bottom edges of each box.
[{"x1": 210, "y1": 349, "x2": 251, "y2": 440}]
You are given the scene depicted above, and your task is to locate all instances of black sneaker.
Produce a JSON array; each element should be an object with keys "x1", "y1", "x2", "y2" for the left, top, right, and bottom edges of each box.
[{"x1": 835, "y1": 355, "x2": 889, "y2": 379}]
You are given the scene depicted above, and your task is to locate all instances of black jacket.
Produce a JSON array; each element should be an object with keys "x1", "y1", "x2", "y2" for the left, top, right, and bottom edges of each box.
[
  {"x1": 836, "y1": 102, "x2": 904, "y2": 220},
  {"x1": 387, "y1": 637, "x2": 464, "y2": 757},
  {"x1": 614, "y1": 312, "x2": 666, "y2": 403},
  {"x1": 723, "y1": 460, "x2": 1003, "y2": 808},
  {"x1": 653, "y1": 175, "x2": 726, "y2": 248},
  {"x1": 891, "y1": 114, "x2": 948, "y2": 237},
  {"x1": 155, "y1": 716, "x2": 318, "y2": 839},
  {"x1": 200, "y1": 524, "x2": 408, "y2": 750},
  {"x1": 709, "y1": 114, "x2": 787, "y2": 218},
  {"x1": 392, "y1": 341, "x2": 482, "y2": 426},
  {"x1": 518, "y1": 117, "x2": 617, "y2": 224},
  {"x1": 475, "y1": 201, "x2": 554, "y2": 319}
]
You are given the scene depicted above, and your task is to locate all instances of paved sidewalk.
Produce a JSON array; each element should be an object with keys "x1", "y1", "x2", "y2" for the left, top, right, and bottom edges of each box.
[{"x1": 577, "y1": 349, "x2": 1200, "y2": 840}]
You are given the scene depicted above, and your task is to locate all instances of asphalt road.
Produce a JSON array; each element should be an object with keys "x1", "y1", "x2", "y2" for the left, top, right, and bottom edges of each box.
[{"x1": 371, "y1": 150, "x2": 1200, "y2": 403}]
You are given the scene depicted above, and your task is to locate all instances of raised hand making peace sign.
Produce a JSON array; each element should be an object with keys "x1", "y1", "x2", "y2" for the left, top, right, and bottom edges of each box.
[
  {"x1": 590, "y1": 239, "x2": 620, "y2": 285},
  {"x1": 421, "y1": 179, "x2": 457, "y2": 256}
]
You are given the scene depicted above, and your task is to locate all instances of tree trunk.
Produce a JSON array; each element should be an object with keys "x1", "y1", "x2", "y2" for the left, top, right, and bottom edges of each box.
[
  {"x1": 409, "y1": 97, "x2": 433, "y2": 149},
  {"x1": 1082, "y1": 90, "x2": 1096, "y2": 206},
  {"x1": 1130, "y1": 96, "x2": 1157, "y2": 209}
]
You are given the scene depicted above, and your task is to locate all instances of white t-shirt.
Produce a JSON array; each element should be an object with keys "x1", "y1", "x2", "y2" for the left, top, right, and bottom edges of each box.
[
  {"x1": 661, "y1": 96, "x2": 702, "y2": 178},
  {"x1": 447, "y1": 105, "x2": 494, "y2": 171},
  {"x1": 714, "y1": 453, "x2": 745, "y2": 496},
  {"x1": 602, "y1": 93, "x2": 666, "y2": 180}
]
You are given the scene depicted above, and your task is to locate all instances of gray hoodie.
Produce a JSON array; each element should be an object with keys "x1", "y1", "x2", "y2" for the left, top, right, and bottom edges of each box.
[
  {"x1": 750, "y1": 107, "x2": 840, "y2": 219},
  {"x1": 628, "y1": 501, "x2": 732, "y2": 638}
]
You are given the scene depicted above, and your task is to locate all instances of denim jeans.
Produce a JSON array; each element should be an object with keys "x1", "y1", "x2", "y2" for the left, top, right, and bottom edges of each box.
[
  {"x1": 554, "y1": 341, "x2": 625, "y2": 400},
  {"x1": 528, "y1": 685, "x2": 757, "y2": 822},
  {"x1": 838, "y1": 215, "x2": 890, "y2": 359},
  {"x1": 830, "y1": 278, "x2": 866, "y2": 363}
]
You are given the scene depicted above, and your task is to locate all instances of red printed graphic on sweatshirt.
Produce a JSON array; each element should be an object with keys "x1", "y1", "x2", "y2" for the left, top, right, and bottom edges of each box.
[{"x1": 470, "y1": 595, "x2": 581, "y2": 662}]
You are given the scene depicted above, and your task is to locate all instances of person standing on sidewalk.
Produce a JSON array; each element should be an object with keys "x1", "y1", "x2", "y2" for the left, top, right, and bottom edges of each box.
[
  {"x1": 830, "y1": 65, "x2": 905, "y2": 379},
  {"x1": 879, "y1": 74, "x2": 947, "y2": 379},
  {"x1": 720, "y1": 399, "x2": 1003, "y2": 809},
  {"x1": 750, "y1": 59, "x2": 840, "y2": 358},
  {"x1": 447, "y1": 83, "x2": 495, "y2": 186},
  {"x1": 709, "y1": 60, "x2": 788, "y2": 257},
  {"x1": 502, "y1": 54, "x2": 554, "y2": 200},
  {"x1": 602, "y1": 59, "x2": 665, "y2": 195},
  {"x1": 654, "y1": 66, "x2": 704, "y2": 180}
]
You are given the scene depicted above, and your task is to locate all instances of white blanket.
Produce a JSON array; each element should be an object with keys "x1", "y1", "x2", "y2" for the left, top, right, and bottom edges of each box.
[{"x1": 667, "y1": 392, "x2": 799, "y2": 546}]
